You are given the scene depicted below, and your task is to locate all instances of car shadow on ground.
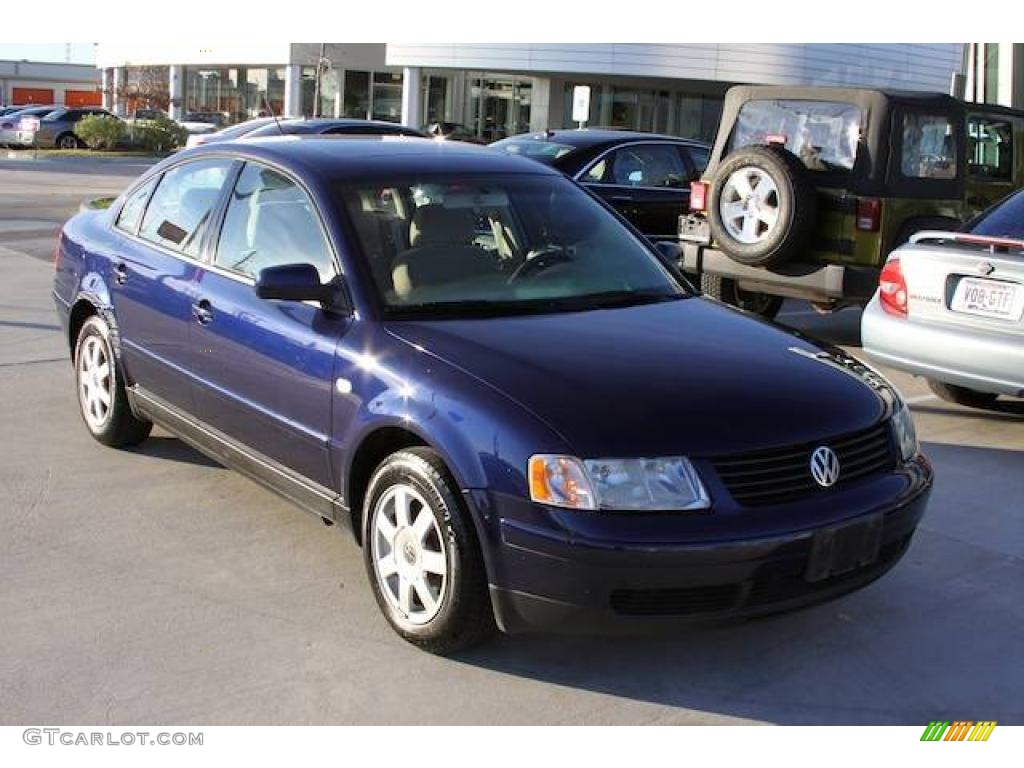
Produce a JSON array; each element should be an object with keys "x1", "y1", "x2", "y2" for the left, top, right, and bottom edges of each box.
[
  {"x1": 126, "y1": 435, "x2": 223, "y2": 469},
  {"x1": 450, "y1": 441, "x2": 1024, "y2": 725}
]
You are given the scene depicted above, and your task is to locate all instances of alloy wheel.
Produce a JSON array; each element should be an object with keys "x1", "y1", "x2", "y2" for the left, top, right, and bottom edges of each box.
[
  {"x1": 77, "y1": 335, "x2": 112, "y2": 431},
  {"x1": 719, "y1": 166, "x2": 780, "y2": 244},
  {"x1": 370, "y1": 483, "x2": 449, "y2": 625}
]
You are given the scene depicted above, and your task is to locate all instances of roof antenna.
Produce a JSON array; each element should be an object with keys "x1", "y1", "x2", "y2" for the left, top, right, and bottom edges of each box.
[{"x1": 262, "y1": 95, "x2": 285, "y2": 137}]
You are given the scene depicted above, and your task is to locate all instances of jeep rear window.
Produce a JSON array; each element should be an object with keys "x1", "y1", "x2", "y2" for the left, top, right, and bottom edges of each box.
[{"x1": 729, "y1": 100, "x2": 861, "y2": 172}]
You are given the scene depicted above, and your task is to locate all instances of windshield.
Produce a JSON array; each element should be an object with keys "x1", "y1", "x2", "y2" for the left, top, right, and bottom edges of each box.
[
  {"x1": 338, "y1": 174, "x2": 687, "y2": 319},
  {"x1": 730, "y1": 99, "x2": 862, "y2": 172},
  {"x1": 489, "y1": 137, "x2": 578, "y2": 165}
]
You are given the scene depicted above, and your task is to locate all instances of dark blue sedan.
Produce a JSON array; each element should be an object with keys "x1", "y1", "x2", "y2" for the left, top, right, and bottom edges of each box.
[{"x1": 53, "y1": 136, "x2": 932, "y2": 654}]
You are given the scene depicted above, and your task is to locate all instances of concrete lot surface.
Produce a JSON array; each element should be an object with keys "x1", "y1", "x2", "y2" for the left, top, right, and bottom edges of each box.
[{"x1": 1, "y1": 157, "x2": 1021, "y2": 724}]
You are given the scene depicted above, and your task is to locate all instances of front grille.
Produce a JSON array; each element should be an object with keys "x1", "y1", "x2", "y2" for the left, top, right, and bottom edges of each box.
[
  {"x1": 711, "y1": 421, "x2": 895, "y2": 507},
  {"x1": 609, "y1": 584, "x2": 740, "y2": 616}
]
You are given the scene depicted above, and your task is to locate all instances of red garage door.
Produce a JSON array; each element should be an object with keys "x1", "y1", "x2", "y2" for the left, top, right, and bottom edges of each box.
[
  {"x1": 65, "y1": 89, "x2": 102, "y2": 108},
  {"x1": 12, "y1": 87, "x2": 54, "y2": 105}
]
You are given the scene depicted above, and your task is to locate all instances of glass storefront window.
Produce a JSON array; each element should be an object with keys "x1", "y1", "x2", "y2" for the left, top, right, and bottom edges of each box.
[
  {"x1": 184, "y1": 66, "x2": 285, "y2": 124},
  {"x1": 372, "y1": 72, "x2": 403, "y2": 123},
  {"x1": 563, "y1": 83, "x2": 723, "y2": 142},
  {"x1": 423, "y1": 76, "x2": 450, "y2": 124}
]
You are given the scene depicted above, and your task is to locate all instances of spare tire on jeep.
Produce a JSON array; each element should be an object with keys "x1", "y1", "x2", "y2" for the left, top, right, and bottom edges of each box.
[{"x1": 708, "y1": 145, "x2": 817, "y2": 268}]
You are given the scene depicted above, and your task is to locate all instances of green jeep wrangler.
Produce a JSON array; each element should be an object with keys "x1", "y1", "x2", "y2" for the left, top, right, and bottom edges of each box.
[{"x1": 679, "y1": 85, "x2": 1024, "y2": 318}]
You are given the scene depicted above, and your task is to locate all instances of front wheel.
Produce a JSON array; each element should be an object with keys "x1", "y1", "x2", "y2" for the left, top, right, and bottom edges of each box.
[
  {"x1": 926, "y1": 379, "x2": 999, "y2": 409},
  {"x1": 74, "y1": 315, "x2": 152, "y2": 447},
  {"x1": 700, "y1": 272, "x2": 783, "y2": 319},
  {"x1": 363, "y1": 447, "x2": 495, "y2": 655}
]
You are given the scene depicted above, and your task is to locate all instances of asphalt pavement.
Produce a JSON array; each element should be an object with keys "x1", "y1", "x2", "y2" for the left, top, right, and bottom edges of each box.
[{"x1": 1, "y1": 156, "x2": 1021, "y2": 725}]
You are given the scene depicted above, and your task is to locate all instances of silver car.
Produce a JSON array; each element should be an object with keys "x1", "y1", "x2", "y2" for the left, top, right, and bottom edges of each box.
[
  {"x1": 862, "y1": 189, "x2": 1024, "y2": 408},
  {"x1": 0, "y1": 105, "x2": 57, "y2": 146}
]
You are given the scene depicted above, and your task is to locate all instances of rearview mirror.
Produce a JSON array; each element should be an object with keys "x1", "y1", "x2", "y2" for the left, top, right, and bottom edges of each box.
[{"x1": 255, "y1": 263, "x2": 350, "y2": 314}]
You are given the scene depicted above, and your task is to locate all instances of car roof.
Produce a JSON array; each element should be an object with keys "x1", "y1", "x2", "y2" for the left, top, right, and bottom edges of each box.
[
  {"x1": 500, "y1": 128, "x2": 707, "y2": 149},
  {"x1": 179, "y1": 135, "x2": 565, "y2": 181}
]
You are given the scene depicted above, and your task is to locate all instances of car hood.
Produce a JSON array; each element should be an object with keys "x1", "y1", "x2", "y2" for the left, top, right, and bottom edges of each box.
[{"x1": 385, "y1": 298, "x2": 892, "y2": 457}]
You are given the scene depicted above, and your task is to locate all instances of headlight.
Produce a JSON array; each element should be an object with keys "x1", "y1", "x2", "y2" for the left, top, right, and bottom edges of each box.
[
  {"x1": 528, "y1": 455, "x2": 709, "y2": 511},
  {"x1": 891, "y1": 401, "x2": 918, "y2": 462}
]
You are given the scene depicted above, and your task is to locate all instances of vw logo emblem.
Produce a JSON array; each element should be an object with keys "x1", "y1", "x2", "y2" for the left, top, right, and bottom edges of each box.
[{"x1": 810, "y1": 446, "x2": 841, "y2": 488}]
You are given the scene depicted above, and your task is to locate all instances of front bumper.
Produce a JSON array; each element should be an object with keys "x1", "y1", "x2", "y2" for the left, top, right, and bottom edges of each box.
[
  {"x1": 472, "y1": 456, "x2": 932, "y2": 634},
  {"x1": 862, "y1": 296, "x2": 1024, "y2": 398}
]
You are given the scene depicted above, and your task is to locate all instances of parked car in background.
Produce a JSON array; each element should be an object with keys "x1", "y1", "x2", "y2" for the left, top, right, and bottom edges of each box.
[
  {"x1": 185, "y1": 116, "x2": 279, "y2": 148},
  {"x1": 0, "y1": 104, "x2": 57, "y2": 147},
  {"x1": 862, "y1": 189, "x2": 1024, "y2": 408},
  {"x1": 183, "y1": 111, "x2": 229, "y2": 129},
  {"x1": 491, "y1": 129, "x2": 710, "y2": 242},
  {"x1": 242, "y1": 118, "x2": 427, "y2": 139},
  {"x1": 13, "y1": 106, "x2": 120, "y2": 149},
  {"x1": 54, "y1": 136, "x2": 930, "y2": 654},
  {"x1": 680, "y1": 85, "x2": 1024, "y2": 319},
  {"x1": 425, "y1": 121, "x2": 486, "y2": 144}
]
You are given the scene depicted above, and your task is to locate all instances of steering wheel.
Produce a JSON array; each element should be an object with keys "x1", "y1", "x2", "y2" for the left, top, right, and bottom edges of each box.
[{"x1": 506, "y1": 246, "x2": 573, "y2": 283}]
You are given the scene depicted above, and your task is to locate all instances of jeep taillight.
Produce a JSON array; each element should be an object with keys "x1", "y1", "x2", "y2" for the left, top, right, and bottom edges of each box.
[
  {"x1": 878, "y1": 257, "x2": 907, "y2": 317},
  {"x1": 690, "y1": 181, "x2": 708, "y2": 212},
  {"x1": 857, "y1": 198, "x2": 881, "y2": 231}
]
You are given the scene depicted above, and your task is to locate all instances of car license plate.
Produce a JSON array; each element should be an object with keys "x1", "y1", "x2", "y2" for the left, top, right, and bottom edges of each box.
[
  {"x1": 679, "y1": 214, "x2": 710, "y2": 244},
  {"x1": 805, "y1": 515, "x2": 883, "y2": 582},
  {"x1": 950, "y1": 277, "x2": 1024, "y2": 321}
]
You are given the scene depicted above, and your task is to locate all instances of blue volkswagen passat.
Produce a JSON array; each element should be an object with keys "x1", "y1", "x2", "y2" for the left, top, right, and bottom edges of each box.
[{"x1": 53, "y1": 137, "x2": 932, "y2": 654}]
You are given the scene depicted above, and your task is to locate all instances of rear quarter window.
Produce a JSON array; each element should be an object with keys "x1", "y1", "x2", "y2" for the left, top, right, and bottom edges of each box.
[
  {"x1": 115, "y1": 178, "x2": 157, "y2": 235},
  {"x1": 967, "y1": 189, "x2": 1024, "y2": 239}
]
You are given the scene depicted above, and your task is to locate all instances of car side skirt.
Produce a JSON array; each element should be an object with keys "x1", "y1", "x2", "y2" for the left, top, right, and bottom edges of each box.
[{"x1": 128, "y1": 386, "x2": 352, "y2": 531}]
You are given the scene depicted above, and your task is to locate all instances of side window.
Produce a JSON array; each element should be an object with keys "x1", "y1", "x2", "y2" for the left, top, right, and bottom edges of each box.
[
  {"x1": 115, "y1": 178, "x2": 157, "y2": 235},
  {"x1": 139, "y1": 158, "x2": 233, "y2": 258},
  {"x1": 215, "y1": 162, "x2": 335, "y2": 281},
  {"x1": 968, "y1": 117, "x2": 1013, "y2": 181},
  {"x1": 584, "y1": 145, "x2": 688, "y2": 188},
  {"x1": 900, "y1": 113, "x2": 957, "y2": 179}
]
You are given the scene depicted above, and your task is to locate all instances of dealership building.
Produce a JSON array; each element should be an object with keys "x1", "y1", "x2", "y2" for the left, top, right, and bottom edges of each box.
[{"x1": 95, "y1": 43, "x2": 970, "y2": 141}]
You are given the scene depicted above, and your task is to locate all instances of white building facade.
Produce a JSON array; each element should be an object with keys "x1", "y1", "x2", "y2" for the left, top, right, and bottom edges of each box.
[{"x1": 95, "y1": 43, "x2": 966, "y2": 141}]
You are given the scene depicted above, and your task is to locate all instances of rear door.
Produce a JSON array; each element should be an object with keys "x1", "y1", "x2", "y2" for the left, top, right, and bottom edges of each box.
[
  {"x1": 189, "y1": 160, "x2": 349, "y2": 487},
  {"x1": 109, "y1": 157, "x2": 235, "y2": 411},
  {"x1": 578, "y1": 142, "x2": 693, "y2": 240}
]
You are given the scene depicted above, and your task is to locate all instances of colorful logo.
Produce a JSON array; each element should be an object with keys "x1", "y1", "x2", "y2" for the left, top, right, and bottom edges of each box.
[{"x1": 921, "y1": 721, "x2": 997, "y2": 741}]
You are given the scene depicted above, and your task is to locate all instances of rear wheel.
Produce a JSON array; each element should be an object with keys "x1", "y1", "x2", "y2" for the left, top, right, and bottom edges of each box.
[
  {"x1": 926, "y1": 379, "x2": 999, "y2": 409},
  {"x1": 56, "y1": 132, "x2": 81, "y2": 150},
  {"x1": 700, "y1": 272, "x2": 783, "y2": 319},
  {"x1": 74, "y1": 315, "x2": 152, "y2": 447},
  {"x1": 363, "y1": 447, "x2": 495, "y2": 655}
]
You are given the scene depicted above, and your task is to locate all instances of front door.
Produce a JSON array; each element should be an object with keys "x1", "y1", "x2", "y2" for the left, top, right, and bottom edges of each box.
[{"x1": 189, "y1": 161, "x2": 347, "y2": 488}]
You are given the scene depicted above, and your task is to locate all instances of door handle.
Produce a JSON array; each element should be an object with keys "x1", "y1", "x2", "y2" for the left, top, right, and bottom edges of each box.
[
  {"x1": 113, "y1": 263, "x2": 128, "y2": 285},
  {"x1": 193, "y1": 298, "x2": 214, "y2": 325},
  {"x1": 609, "y1": 195, "x2": 634, "y2": 203}
]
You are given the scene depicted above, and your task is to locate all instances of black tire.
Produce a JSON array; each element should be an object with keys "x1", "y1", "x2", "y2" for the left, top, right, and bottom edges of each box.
[
  {"x1": 926, "y1": 379, "x2": 1000, "y2": 409},
  {"x1": 708, "y1": 145, "x2": 817, "y2": 268},
  {"x1": 73, "y1": 315, "x2": 152, "y2": 447},
  {"x1": 362, "y1": 447, "x2": 495, "y2": 655},
  {"x1": 56, "y1": 132, "x2": 81, "y2": 150},
  {"x1": 700, "y1": 272, "x2": 783, "y2": 319}
]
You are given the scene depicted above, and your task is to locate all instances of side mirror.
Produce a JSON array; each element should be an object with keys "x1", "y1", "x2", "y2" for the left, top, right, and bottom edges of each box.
[{"x1": 255, "y1": 263, "x2": 350, "y2": 314}]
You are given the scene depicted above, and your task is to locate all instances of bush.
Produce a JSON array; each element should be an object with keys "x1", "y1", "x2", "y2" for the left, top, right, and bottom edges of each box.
[
  {"x1": 76, "y1": 114, "x2": 126, "y2": 150},
  {"x1": 127, "y1": 116, "x2": 189, "y2": 152}
]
